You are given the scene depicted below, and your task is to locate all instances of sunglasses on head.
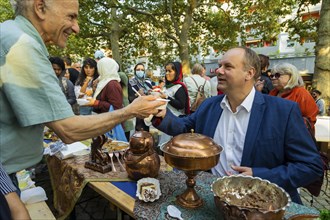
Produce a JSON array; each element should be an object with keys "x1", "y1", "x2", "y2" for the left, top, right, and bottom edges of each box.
[{"x1": 270, "y1": 72, "x2": 282, "y2": 79}]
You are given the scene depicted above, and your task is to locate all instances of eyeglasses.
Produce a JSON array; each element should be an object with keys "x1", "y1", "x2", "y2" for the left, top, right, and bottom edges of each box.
[{"x1": 269, "y1": 72, "x2": 286, "y2": 79}]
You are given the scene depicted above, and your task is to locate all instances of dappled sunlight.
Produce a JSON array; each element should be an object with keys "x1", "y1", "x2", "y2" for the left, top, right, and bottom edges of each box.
[{"x1": 319, "y1": 46, "x2": 330, "y2": 57}]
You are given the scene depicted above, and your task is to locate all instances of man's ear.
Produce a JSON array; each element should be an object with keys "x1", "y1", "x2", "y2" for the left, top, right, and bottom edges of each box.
[
  {"x1": 245, "y1": 67, "x2": 256, "y2": 81},
  {"x1": 34, "y1": 0, "x2": 47, "y2": 20}
]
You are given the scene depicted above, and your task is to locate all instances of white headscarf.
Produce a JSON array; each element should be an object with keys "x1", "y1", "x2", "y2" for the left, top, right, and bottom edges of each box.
[{"x1": 93, "y1": 57, "x2": 121, "y2": 99}]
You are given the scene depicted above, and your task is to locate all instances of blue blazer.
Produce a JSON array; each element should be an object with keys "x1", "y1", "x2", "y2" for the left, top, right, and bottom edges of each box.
[{"x1": 157, "y1": 91, "x2": 323, "y2": 203}]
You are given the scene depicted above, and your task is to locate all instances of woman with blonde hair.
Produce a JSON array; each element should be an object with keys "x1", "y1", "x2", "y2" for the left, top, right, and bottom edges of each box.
[{"x1": 269, "y1": 63, "x2": 318, "y2": 133}]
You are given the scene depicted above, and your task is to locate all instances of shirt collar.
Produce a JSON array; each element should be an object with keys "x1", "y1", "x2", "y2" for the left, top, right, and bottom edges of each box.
[
  {"x1": 220, "y1": 87, "x2": 256, "y2": 113},
  {"x1": 15, "y1": 15, "x2": 49, "y2": 57}
]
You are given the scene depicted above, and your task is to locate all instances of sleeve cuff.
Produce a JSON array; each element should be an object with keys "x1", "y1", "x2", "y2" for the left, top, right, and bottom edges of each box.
[
  {"x1": 152, "y1": 116, "x2": 163, "y2": 127},
  {"x1": 94, "y1": 100, "x2": 100, "y2": 107}
]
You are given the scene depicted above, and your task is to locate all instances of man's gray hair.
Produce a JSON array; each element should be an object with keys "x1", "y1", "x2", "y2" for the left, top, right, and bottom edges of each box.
[
  {"x1": 237, "y1": 46, "x2": 261, "y2": 80},
  {"x1": 191, "y1": 63, "x2": 204, "y2": 76},
  {"x1": 10, "y1": 0, "x2": 52, "y2": 17},
  {"x1": 10, "y1": 0, "x2": 29, "y2": 16}
]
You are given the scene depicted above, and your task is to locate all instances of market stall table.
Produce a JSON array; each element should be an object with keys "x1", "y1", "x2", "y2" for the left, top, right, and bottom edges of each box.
[
  {"x1": 26, "y1": 201, "x2": 56, "y2": 220},
  {"x1": 89, "y1": 171, "x2": 320, "y2": 220},
  {"x1": 46, "y1": 153, "x2": 170, "y2": 220},
  {"x1": 88, "y1": 181, "x2": 135, "y2": 218},
  {"x1": 315, "y1": 116, "x2": 330, "y2": 158},
  {"x1": 46, "y1": 146, "x2": 320, "y2": 220}
]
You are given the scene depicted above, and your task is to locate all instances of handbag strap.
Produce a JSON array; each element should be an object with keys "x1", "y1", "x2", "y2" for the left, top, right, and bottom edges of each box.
[{"x1": 191, "y1": 77, "x2": 206, "y2": 92}]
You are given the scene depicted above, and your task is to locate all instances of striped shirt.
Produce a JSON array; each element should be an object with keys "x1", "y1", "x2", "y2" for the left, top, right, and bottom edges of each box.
[{"x1": 0, "y1": 163, "x2": 16, "y2": 195}]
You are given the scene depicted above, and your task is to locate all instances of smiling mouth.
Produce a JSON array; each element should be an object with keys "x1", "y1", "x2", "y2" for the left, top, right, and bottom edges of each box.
[{"x1": 64, "y1": 32, "x2": 70, "y2": 38}]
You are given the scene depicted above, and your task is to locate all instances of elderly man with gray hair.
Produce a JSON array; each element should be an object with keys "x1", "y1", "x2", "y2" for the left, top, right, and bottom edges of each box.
[{"x1": 0, "y1": 0, "x2": 164, "y2": 212}]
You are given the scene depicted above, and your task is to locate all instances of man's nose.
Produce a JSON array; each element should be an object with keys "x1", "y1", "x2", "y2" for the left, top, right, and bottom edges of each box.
[
  {"x1": 216, "y1": 67, "x2": 223, "y2": 75},
  {"x1": 72, "y1": 21, "x2": 80, "y2": 34}
]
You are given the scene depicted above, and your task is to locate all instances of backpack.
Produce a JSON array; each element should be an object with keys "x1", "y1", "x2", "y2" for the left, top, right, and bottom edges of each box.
[
  {"x1": 303, "y1": 117, "x2": 329, "y2": 197},
  {"x1": 190, "y1": 77, "x2": 207, "y2": 112}
]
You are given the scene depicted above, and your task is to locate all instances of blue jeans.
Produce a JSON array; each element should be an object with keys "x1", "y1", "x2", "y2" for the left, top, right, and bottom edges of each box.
[{"x1": 79, "y1": 106, "x2": 93, "y2": 115}]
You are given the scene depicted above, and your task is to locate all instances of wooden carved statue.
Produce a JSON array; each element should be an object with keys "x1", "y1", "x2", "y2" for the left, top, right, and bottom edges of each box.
[{"x1": 85, "y1": 134, "x2": 112, "y2": 173}]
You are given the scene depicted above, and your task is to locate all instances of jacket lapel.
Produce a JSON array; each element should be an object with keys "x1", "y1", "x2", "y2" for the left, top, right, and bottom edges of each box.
[
  {"x1": 241, "y1": 92, "x2": 266, "y2": 166},
  {"x1": 209, "y1": 96, "x2": 224, "y2": 138}
]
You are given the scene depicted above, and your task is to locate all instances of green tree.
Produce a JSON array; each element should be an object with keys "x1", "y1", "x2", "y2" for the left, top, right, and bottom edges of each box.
[
  {"x1": 2, "y1": 0, "x2": 327, "y2": 100},
  {"x1": 120, "y1": 0, "x2": 239, "y2": 74},
  {"x1": 0, "y1": 0, "x2": 14, "y2": 21},
  {"x1": 313, "y1": 0, "x2": 330, "y2": 105}
]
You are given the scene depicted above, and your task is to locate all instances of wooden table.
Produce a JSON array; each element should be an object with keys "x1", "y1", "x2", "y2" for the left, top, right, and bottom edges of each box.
[
  {"x1": 26, "y1": 201, "x2": 56, "y2": 220},
  {"x1": 88, "y1": 182, "x2": 135, "y2": 219}
]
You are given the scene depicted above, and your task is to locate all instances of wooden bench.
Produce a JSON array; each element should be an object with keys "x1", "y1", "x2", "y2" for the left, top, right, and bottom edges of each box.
[{"x1": 26, "y1": 201, "x2": 56, "y2": 220}]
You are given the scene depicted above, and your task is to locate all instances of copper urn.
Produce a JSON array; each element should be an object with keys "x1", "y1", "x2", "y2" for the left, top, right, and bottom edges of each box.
[
  {"x1": 161, "y1": 130, "x2": 222, "y2": 208},
  {"x1": 123, "y1": 131, "x2": 160, "y2": 180}
]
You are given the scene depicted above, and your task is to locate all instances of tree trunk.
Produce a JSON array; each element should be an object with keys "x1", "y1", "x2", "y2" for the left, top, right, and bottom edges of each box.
[
  {"x1": 178, "y1": 0, "x2": 198, "y2": 76},
  {"x1": 314, "y1": 0, "x2": 330, "y2": 113},
  {"x1": 110, "y1": 8, "x2": 122, "y2": 67},
  {"x1": 179, "y1": 41, "x2": 190, "y2": 76}
]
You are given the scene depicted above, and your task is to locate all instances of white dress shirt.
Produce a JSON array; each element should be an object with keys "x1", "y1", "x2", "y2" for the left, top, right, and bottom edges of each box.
[{"x1": 211, "y1": 88, "x2": 256, "y2": 176}]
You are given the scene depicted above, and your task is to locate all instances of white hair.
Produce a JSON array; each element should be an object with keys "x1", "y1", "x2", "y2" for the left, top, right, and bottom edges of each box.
[
  {"x1": 9, "y1": 0, "x2": 16, "y2": 9},
  {"x1": 271, "y1": 63, "x2": 303, "y2": 89},
  {"x1": 11, "y1": 0, "x2": 52, "y2": 16}
]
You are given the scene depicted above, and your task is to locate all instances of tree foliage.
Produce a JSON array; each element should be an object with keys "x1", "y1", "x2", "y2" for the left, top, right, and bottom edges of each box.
[
  {"x1": 0, "y1": 0, "x2": 14, "y2": 21},
  {"x1": 1, "y1": 0, "x2": 325, "y2": 81}
]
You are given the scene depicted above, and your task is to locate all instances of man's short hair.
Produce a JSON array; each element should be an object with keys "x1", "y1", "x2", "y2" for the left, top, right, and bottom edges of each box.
[
  {"x1": 238, "y1": 47, "x2": 261, "y2": 80},
  {"x1": 312, "y1": 89, "x2": 321, "y2": 95},
  {"x1": 11, "y1": 0, "x2": 52, "y2": 17},
  {"x1": 191, "y1": 63, "x2": 204, "y2": 76},
  {"x1": 62, "y1": 56, "x2": 72, "y2": 66},
  {"x1": 49, "y1": 56, "x2": 65, "y2": 71}
]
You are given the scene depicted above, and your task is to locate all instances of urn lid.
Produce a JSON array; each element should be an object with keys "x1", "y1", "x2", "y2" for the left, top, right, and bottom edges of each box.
[
  {"x1": 129, "y1": 130, "x2": 154, "y2": 154},
  {"x1": 161, "y1": 130, "x2": 222, "y2": 158}
]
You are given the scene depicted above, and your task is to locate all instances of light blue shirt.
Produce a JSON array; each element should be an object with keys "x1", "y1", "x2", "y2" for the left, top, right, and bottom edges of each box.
[{"x1": 0, "y1": 16, "x2": 74, "y2": 173}]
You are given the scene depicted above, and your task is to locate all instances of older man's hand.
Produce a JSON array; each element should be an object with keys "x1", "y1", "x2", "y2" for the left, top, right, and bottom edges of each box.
[{"x1": 129, "y1": 95, "x2": 165, "y2": 118}]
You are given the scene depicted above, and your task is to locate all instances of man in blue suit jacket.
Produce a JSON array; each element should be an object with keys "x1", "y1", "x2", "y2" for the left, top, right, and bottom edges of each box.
[{"x1": 153, "y1": 47, "x2": 323, "y2": 204}]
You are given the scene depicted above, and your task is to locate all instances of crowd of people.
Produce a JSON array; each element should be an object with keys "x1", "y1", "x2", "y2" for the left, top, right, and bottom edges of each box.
[{"x1": 0, "y1": 0, "x2": 326, "y2": 218}]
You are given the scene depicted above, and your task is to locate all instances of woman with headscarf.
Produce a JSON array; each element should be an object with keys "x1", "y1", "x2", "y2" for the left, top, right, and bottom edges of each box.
[
  {"x1": 128, "y1": 63, "x2": 153, "y2": 132},
  {"x1": 161, "y1": 61, "x2": 190, "y2": 116},
  {"x1": 157, "y1": 61, "x2": 190, "y2": 146},
  {"x1": 86, "y1": 57, "x2": 123, "y2": 114}
]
